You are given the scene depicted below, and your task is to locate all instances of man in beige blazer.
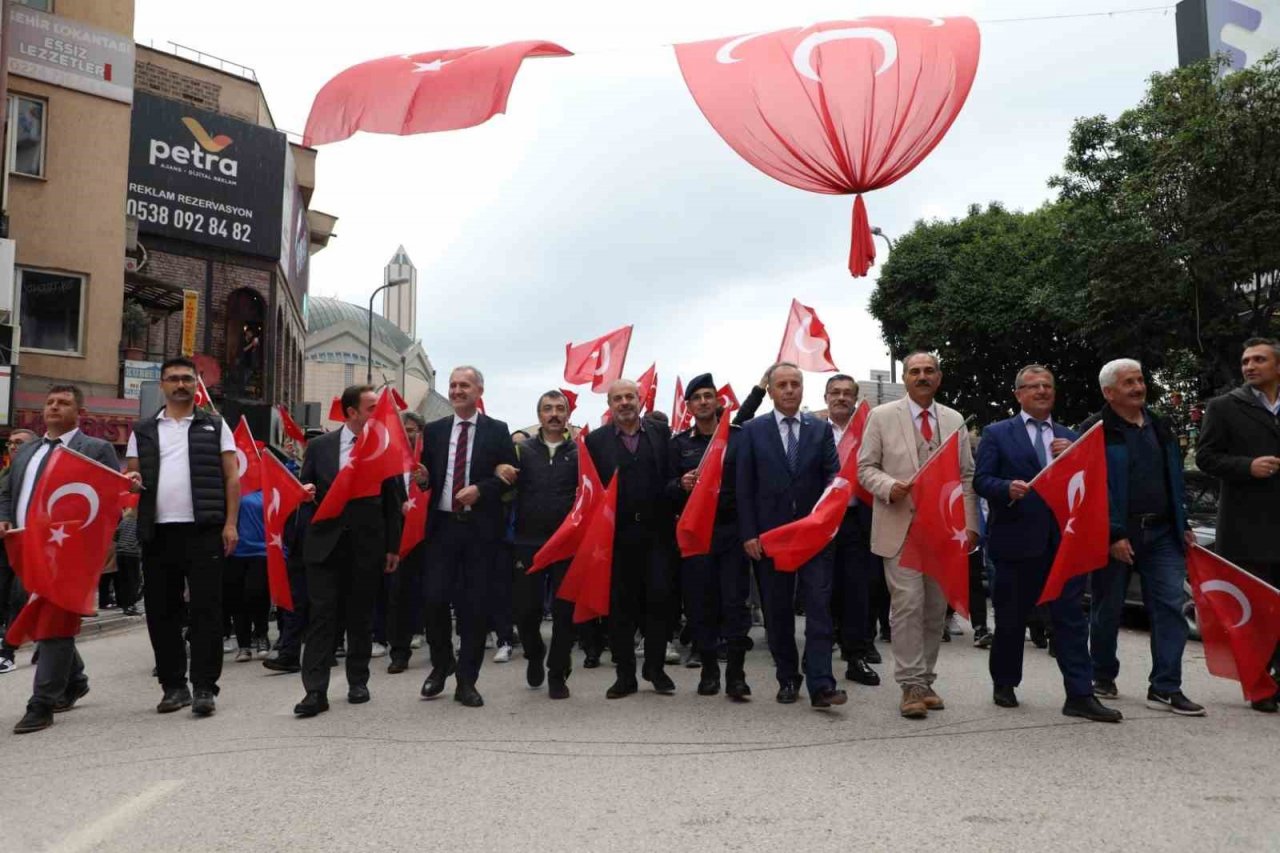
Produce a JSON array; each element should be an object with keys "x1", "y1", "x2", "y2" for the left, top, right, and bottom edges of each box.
[{"x1": 857, "y1": 352, "x2": 978, "y2": 718}]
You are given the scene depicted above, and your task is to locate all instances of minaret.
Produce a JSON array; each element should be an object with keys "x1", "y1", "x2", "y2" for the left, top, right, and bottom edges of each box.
[{"x1": 382, "y1": 245, "x2": 417, "y2": 339}]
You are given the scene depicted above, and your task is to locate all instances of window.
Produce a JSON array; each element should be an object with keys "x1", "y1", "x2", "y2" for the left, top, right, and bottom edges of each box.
[
  {"x1": 7, "y1": 95, "x2": 47, "y2": 178},
  {"x1": 19, "y1": 269, "x2": 84, "y2": 355},
  {"x1": 14, "y1": 1, "x2": 53, "y2": 10}
]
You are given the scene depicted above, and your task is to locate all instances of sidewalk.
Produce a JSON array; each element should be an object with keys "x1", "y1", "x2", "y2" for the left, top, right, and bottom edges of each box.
[{"x1": 79, "y1": 608, "x2": 147, "y2": 641}]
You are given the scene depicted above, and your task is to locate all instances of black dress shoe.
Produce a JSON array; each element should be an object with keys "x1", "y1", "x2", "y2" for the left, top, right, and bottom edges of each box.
[
  {"x1": 993, "y1": 685, "x2": 1019, "y2": 708},
  {"x1": 387, "y1": 659, "x2": 408, "y2": 674},
  {"x1": 725, "y1": 679, "x2": 752, "y2": 701},
  {"x1": 606, "y1": 677, "x2": 638, "y2": 699},
  {"x1": 454, "y1": 683, "x2": 484, "y2": 707},
  {"x1": 156, "y1": 686, "x2": 192, "y2": 714},
  {"x1": 421, "y1": 662, "x2": 456, "y2": 699},
  {"x1": 527, "y1": 655, "x2": 546, "y2": 689},
  {"x1": 191, "y1": 689, "x2": 216, "y2": 717},
  {"x1": 14, "y1": 703, "x2": 53, "y2": 734},
  {"x1": 776, "y1": 683, "x2": 800, "y2": 704},
  {"x1": 348, "y1": 685, "x2": 371, "y2": 704},
  {"x1": 845, "y1": 658, "x2": 881, "y2": 686},
  {"x1": 1250, "y1": 696, "x2": 1279, "y2": 713},
  {"x1": 294, "y1": 691, "x2": 329, "y2": 717},
  {"x1": 53, "y1": 682, "x2": 90, "y2": 713},
  {"x1": 1063, "y1": 694, "x2": 1123, "y2": 723},
  {"x1": 864, "y1": 646, "x2": 882, "y2": 665},
  {"x1": 643, "y1": 666, "x2": 676, "y2": 695},
  {"x1": 263, "y1": 656, "x2": 301, "y2": 673},
  {"x1": 697, "y1": 675, "x2": 721, "y2": 696},
  {"x1": 548, "y1": 679, "x2": 570, "y2": 700},
  {"x1": 582, "y1": 653, "x2": 600, "y2": 669},
  {"x1": 811, "y1": 687, "x2": 848, "y2": 708},
  {"x1": 1030, "y1": 627, "x2": 1049, "y2": 649}
]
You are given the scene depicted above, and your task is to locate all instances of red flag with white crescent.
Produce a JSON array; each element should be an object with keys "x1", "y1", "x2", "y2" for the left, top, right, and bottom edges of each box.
[
  {"x1": 836, "y1": 400, "x2": 874, "y2": 505},
  {"x1": 898, "y1": 431, "x2": 971, "y2": 618},
  {"x1": 399, "y1": 435, "x2": 430, "y2": 559},
  {"x1": 777, "y1": 299, "x2": 838, "y2": 372},
  {"x1": 303, "y1": 41, "x2": 574, "y2": 147},
  {"x1": 260, "y1": 451, "x2": 311, "y2": 611},
  {"x1": 637, "y1": 363, "x2": 658, "y2": 415},
  {"x1": 1187, "y1": 546, "x2": 1280, "y2": 702},
  {"x1": 328, "y1": 396, "x2": 345, "y2": 423},
  {"x1": 313, "y1": 388, "x2": 413, "y2": 522},
  {"x1": 564, "y1": 325, "x2": 632, "y2": 393},
  {"x1": 277, "y1": 405, "x2": 308, "y2": 446},
  {"x1": 1030, "y1": 423, "x2": 1111, "y2": 604},
  {"x1": 716, "y1": 384, "x2": 739, "y2": 413},
  {"x1": 759, "y1": 439, "x2": 858, "y2": 571},
  {"x1": 233, "y1": 417, "x2": 263, "y2": 494},
  {"x1": 194, "y1": 375, "x2": 217, "y2": 412},
  {"x1": 529, "y1": 428, "x2": 599, "y2": 573},
  {"x1": 675, "y1": 412, "x2": 731, "y2": 557},
  {"x1": 557, "y1": 475, "x2": 618, "y2": 623},
  {"x1": 672, "y1": 377, "x2": 692, "y2": 431},
  {"x1": 559, "y1": 388, "x2": 579, "y2": 418}
]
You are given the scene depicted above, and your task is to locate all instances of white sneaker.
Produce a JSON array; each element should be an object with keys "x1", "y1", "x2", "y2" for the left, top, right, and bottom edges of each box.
[
  {"x1": 410, "y1": 634, "x2": 425, "y2": 650},
  {"x1": 371, "y1": 642, "x2": 387, "y2": 658},
  {"x1": 222, "y1": 638, "x2": 235, "y2": 654},
  {"x1": 494, "y1": 644, "x2": 513, "y2": 663},
  {"x1": 665, "y1": 643, "x2": 680, "y2": 665},
  {"x1": 485, "y1": 633, "x2": 495, "y2": 650},
  {"x1": 0, "y1": 656, "x2": 16, "y2": 674}
]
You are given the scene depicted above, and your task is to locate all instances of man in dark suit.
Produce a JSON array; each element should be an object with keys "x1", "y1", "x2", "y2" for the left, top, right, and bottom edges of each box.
[
  {"x1": 1196, "y1": 337, "x2": 1280, "y2": 713},
  {"x1": 0, "y1": 385, "x2": 121, "y2": 733},
  {"x1": 974, "y1": 365, "x2": 1122, "y2": 722},
  {"x1": 587, "y1": 379, "x2": 677, "y2": 698},
  {"x1": 419, "y1": 366, "x2": 517, "y2": 708},
  {"x1": 738, "y1": 362, "x2": 846, "y2": 709},
  {"x1": 293, "y1": 385, "x2": 403, "y2": 717}
]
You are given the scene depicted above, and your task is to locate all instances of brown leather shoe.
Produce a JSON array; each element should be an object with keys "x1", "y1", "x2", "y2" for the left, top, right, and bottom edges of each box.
[
  {"x1": 900, "y1": 685, "x2": 928, "y2": 719},
  {"x1": 922, "y1": 687, "x2": 945, "y2": 710}
]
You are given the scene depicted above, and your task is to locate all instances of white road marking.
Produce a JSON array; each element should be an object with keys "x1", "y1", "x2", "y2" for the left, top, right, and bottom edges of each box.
[{"x1": 48, "y1": 779, "x2": 183, "y2": 853}]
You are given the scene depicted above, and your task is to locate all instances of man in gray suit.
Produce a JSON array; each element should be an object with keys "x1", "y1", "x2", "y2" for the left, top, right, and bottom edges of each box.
[
  {"x1": 858, "y1": 352, "x2": 978, "y2": 719},
  {"x1": 0, "y1": 385, "x2": 121, "y2": 733}
]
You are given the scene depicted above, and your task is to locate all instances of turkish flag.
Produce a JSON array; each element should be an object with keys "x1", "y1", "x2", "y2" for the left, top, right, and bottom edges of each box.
[
  {"x1": 760, "y1": 440, "x2": 858, "y2": 572},
  {"x1": 3, "y1": 447, "x2": 130, "y2": 619},
  {"x1": 564, "y1": 325, "x2": 632, "y2": 392},
  {"x1": 529, "y1": 428, "x2": 600, "y2": 573},
  {"x1": 277, "y1": 405, "x2": 308, "y2": 446},
  {"x1": 672, "y1": 377, "x2": 691, "y2": 432},
  {"x1": 676, "y1": 19, "x2": 980, "y2": 276},
  {"x1": 313, "y1": 388, "x2": 413, "y2": 522},
  {"x1": 836, "y1": 400, "x2": 875, "y2": 505},
  {"x1": 559, "y1": 388, "x2": 579, "y2": 418},
  {"x1": 260, "y1": 451, "x2": 311, "y2": 611},
  {"x1": 303, "y1": 41, "x2": 574, "y2": 146},
  {"x1": 388, "y1": 385, "x2": 409, "y2": 412},
  {"x1": 477, "y1": 397, "x2": 487, "y2": 416},
  {"x1": 899, "y1": 431, "x2": 971, "y2": 619},
  {"x1": 676, "y1": 413, "x2": 731, "y2": 557},
  {"x1": 399, "y1": 436, "x2": 430, "y2": 559},
  {"x1": 637, "y1": 363, "x2": 658, "y2": 415},
  {"x1": 558, "y1": 475, "x2": 618, "y2": 623},
  {"x1": 233, "y1": 417, "x2": 263, "y2": 494},
  {"x1": 1031, "y1": 423, "x2": 1112, "y2": 604},
  {"x1": 328, "y1": 396, "x2": 345, "y2": 423},
  {"x1": 1187, "y1": 546, "x2": 1280, "y2": 702},
  {"x1": 777, "y1": 299, "x2": 838, "y2": 372},
  {"x1": 716, "y1": 384, "x2": 739, "y2": 414},
  {"x1": 3, "y1": 595, "x2": 82, "y2": 645},
  {"x1": 194, "y1": 374, "x2": 217, "y2": 412}
]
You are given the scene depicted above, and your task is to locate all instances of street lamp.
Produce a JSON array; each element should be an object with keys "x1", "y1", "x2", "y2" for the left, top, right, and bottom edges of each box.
[
  {"x1": 870, "y1": 226, "x2": 900, "y2": 383},
  {"x1": 367, "y1": 277, "x2": 410, "y2": 384}
]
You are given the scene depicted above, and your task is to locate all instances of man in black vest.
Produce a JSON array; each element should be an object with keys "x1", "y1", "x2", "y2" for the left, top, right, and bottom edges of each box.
[
  {"x1": 420, "y1": 366, "x2": 518, "y2": 708},
  {"x1": 511, "y1": 390, "x2": 578, "y2": 699},
  {"x1": 293, "y1": 384, "x2": 403, "y2": 716},
  {"x1": 126, "y1": 357, "x2": 239, "y2": 717},
  {"x1": 586, "y1": 379, "x2": 676, "y2": 699}
]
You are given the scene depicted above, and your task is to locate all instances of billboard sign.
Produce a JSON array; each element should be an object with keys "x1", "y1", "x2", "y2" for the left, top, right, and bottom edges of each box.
[
  {"x1": 1177, "y1": 0, "x2": 1280, "y2": 71},
  {"x1": 5, "y1": 5, "x2": 136, "y2": 104},
  {"x1": 123, "y1": 359, "x2": 161, "y2": 400}
]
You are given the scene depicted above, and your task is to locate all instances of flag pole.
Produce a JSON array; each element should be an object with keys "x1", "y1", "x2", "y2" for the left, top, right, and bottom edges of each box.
[{"x1": 904, "y1": 414, "x2": 975, "y2": 487}]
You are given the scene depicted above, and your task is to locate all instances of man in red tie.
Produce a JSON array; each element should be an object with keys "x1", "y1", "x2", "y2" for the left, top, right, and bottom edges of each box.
[{"x1": 418, "y1": 367, "x2": 518, "y2": 708}]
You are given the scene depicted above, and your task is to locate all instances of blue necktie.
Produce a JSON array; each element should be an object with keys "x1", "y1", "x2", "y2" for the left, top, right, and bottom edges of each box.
[
  {"x1": 783, "y1": 417, "x2": 799, "y2": 474},
  {"x1": 1032, "y1": 420, "x2": 1050, "y2": 469}
]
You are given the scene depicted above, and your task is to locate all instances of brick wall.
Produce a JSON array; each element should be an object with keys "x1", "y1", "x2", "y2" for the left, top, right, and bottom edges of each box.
[{"x1": 135, "y1": 61, "x2": 221, "y2": 110}]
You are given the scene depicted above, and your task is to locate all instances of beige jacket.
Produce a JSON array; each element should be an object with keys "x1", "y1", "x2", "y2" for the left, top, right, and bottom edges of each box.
[{"x1": 856, "y1": 396, "x2": 979, "y2": 559}]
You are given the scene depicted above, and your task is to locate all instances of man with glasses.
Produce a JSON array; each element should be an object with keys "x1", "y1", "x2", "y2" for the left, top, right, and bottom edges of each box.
[
  {"x1": 0, "y1": 430, "x2": 35, "y2": 674},
  {"x1": 126, "y1": 357, "x2": 239, "y2": 717}
]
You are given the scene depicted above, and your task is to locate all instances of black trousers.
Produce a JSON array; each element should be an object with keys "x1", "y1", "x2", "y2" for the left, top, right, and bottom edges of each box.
[
  {"x1": 387, "y1": 542, "x2": 428, "y2": 665},
  {"x1": 513, "y1": 549, "x2": 575, "y2": 679},
  {"x1": 991, "y1": 557, "x2": 1093, "y2": 698},
  {"x1": 491, "y1": 543, "x2": 516, "y2": 647},
  {"x1": 31, "y1": 637, "x2": 87, "y2": 709},
  {"x1": 276, "y1": 556, "x2": 309, "y2": 661},
  {"x1": 609, "y1": 525, "x2": 670, "y2": 675},
  {"x1": 681, "y1": 533, "x2": 752, "y2": 655},
  {"x1": 0, "y1": 562, "x2": 26, "y2": 655},
  {"x1": 831, "y1": 507, "x2": 879, "y2": 658},
  {"x1": 224, "y1": 556, "x2": 270, "y2": 648},
  {"x1": 99, "y1": 554, "x2": 141, "y2": 610},
  {"x1": 425, "y1": 513, "x2": 497, "y2": 685},
  {"x1": 302, "y1": 529, "x2": 383, "y2": 694},
  {"x1": 142, "y1": 523, "x2": 224, "y2": 692}
]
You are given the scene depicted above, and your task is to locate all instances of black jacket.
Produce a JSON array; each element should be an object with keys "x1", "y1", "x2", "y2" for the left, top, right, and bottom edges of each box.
[
  {"x1": 586, "y1": 418, "x2": 674, "y2": 537},
  {"x1": 513, "y1": 432, "x2": 578, "y2": 547},
  {"x1": 1195, "y1": 385, "x2": 1280, "y2": 565},
  {"x1": 299, "y1": 427, "x2": 405, "y2": 564},
  {"x1": 422, "y1": 413, "x2": 518, "y2": 541},
  {"x1": 131, "y1": 410, "x2": 228, "y2": 543}
]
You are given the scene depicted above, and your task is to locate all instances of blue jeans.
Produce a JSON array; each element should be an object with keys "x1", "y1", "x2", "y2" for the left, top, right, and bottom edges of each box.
[{"x1": 1089, "y1": 523, "x2": 1188, "y2": 693}]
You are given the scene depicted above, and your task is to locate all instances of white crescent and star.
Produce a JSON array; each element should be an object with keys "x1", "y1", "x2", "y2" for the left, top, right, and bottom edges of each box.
[
  {"x1": 942, "y1": 483, "x2": 968, "y2": 547},
  {"x1": 715, "y1": 31, "x2": 769, "y2": 64},
  {"x1": 1065, "y1": 471, "x2": 1087, "y2": 534},
  {"x1": 792, "y1": 27, "x2": 898, "y2": 80},
  {"x1": 1201, "y1": 579, "x2": 1253, "y2": 629},
  {"x1": 267, "y1": 488, "x2": 281, "y2": 522},
  {"x1": 363, "y1": 420, "x2": 393, "y2": 462},
  {"x1": 235, "y1": 448, "x2": 249, "y2": 478},
  {"x1": 593, "y1": 342, "x2": 613, "y2": 377},
  {"x1": 570, "y1": 476, "x2": 595, "y2": 523},
  {"x1": 46, "y1": 482, "x2": 100, "y2": 531}
]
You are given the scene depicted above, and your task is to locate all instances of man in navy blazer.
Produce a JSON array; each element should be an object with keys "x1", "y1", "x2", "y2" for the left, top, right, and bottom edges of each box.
[
  {"x1": 974, "y1": 364, "x2": 1121, "y2": 722},
  {"x1": 737, "y1": 362, "x2": 846, "y2": 708}
]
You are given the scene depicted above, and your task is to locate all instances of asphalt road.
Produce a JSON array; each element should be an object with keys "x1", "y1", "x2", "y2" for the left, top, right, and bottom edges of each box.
[{"x1": 1, "y1": 621, "x2": 1277, "y2": 852}]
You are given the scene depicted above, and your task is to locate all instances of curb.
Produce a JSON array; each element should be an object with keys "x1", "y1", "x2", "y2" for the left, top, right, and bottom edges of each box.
[{"x1": 79, "y1": 613, "x2": 147, "y2": 641}]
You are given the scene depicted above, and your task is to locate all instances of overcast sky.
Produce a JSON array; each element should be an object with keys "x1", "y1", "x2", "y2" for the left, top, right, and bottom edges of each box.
[{"x1": 135, "y1": 0, "x2": 1180, "y2": 426}]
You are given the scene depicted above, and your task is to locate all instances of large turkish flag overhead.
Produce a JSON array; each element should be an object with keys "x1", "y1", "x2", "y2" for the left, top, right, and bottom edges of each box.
[
  {"x1": 676, "y1": 18, "x2": 980, "y2": 276},
  {"x1": 304, "y1": 41, "x2": 573, "y2": 146}
]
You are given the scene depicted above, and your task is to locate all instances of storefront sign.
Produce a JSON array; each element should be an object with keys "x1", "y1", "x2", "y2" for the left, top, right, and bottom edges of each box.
[
  {"x1": 5, "y1": 5, "x2": 135, "y2": 104},
  {"x1": 181, "y1": 289, "x2": 199, "y2": 356},
  {"x1": 127, "y1": 92, "x2": 285, "y2": 258},
  {"x1": 123, "y1": 359, "x2": 161, "y2": 400}
]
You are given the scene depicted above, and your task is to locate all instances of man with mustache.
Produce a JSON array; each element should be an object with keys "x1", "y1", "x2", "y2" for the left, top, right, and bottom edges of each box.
[
  {"x1": 586, "y1": 379, "x2": 677, "y2": 698},
  {"x1": 858, "y1": 352, "x2": 978, "y2": 718},
  {"x1": 1082, "y1": 359, "x2": 1204, "y2": 716},
  {"x1": 126, "y1": 357, "x2": 239, "y2": 717}
]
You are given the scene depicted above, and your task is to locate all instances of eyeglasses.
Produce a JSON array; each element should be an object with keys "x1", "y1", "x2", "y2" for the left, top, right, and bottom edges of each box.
[
  {"x1": 1017, "y1": 382, "x2": 1055, "y2": 391},
  {"x1": 162, "y1": 375, "x2": 197, "y2": 384}
]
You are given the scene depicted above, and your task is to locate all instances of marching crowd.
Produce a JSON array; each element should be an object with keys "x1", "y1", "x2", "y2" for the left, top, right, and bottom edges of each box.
[{"x1": 1, "y1": 336, "x2": 1278, "y2": 734}]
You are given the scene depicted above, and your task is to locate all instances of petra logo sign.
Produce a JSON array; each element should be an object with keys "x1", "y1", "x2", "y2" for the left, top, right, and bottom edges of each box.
[{"x1": 148, "y1": 116, "x2": 239, "y2": 178}]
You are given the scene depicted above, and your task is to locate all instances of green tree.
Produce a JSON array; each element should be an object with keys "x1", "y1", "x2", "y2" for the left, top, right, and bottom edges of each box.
[
  {"x1": 1052, "y1": 53, "x2": 1280, "y2": 393},
  {"x1": 869, "y1": 202, "x2": 1100, "y2": 426}
]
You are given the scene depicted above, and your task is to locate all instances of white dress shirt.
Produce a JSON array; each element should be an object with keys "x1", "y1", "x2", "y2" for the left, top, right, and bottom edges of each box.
[
  {"x1": 1253, "y1": 386, "x2": 1280, "y2": 416},
  {"x1": 126, "y1": 412, "x2": 235, "y2": 523},
  {"x1": 1019, "y1": 410, "x2": 1055, "y2": 464},
  {"x1": 906, "y1": 398, "x2": 940, "y2": 440},
  {"x1": 773, "y1": 409, "x2": 801, "y2": 448},
  {"x1": 438, "y1": 413, "x2": 478, "y2": 512},
  {"x1": 339, "y1": 425, "x2": 357, "y2": 470},
  {"x1": 16, "y1": 428, "x2": 78, "y2": 525}
]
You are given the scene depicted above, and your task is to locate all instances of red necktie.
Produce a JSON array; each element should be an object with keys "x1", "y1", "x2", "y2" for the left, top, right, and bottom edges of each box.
[
  {"x1": 452, "y1": 421, "x2": 471, "y2": 503},
  {"x1": 919, "y1": 410, "x2": 934, "y2": 443}
]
